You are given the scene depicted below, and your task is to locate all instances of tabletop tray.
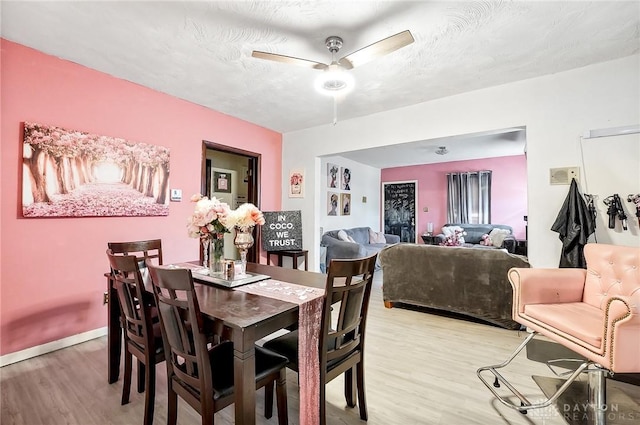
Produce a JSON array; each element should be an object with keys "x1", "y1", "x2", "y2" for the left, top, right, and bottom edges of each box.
[{"x1": 191, "y1": 269, "x2": 270, "y2": 288}]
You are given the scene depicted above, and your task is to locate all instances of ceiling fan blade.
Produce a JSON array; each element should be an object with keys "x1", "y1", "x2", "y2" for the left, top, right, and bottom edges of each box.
[
  {"x1": 338, "y1": 30, "x2": 415, "y2": 70},
  {"x1": 251, "y1": 51, "x2": 328, "y2": 70}
]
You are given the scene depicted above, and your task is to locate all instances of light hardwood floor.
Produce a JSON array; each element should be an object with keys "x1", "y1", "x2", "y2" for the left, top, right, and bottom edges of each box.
[{"x1": 1, "y1": 274, "x2": 636, "y2": 425}]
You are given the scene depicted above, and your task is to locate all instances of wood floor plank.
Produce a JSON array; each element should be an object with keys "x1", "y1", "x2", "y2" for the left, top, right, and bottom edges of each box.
[{"x1": 2, "y1": 274, "x2": 637, "y2": 424}]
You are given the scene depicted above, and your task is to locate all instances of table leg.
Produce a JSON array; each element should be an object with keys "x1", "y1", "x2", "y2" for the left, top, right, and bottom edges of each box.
[
  {"x1": 277, "y1": 254, "x2": 283, "y2": 267},
  {"x1": 233, "y1": 328, "x2": 256, "y2": 425},
  {"x1": 303, "y1": 252, "x2": 308, "y2": 271},
  {"x1": 266, "y1": 253, "x2": 271, "y2": 266},
  {"x1": 107, "y1": 275, "x2": 122, "y2": 384}
]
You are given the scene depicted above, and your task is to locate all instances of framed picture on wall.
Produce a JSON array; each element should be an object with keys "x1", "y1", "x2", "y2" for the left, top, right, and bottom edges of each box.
[
  {"x1": 22, "y1": 121, "x2": 170, "y2": 217},
  {"x1": 341, "y1": 193, "x2": 351, "y2": 215},
  {"x1": 214, "y1": 171, "x2": 231, "y2": 193},
  {"x1": 327, "y1": 192, "x2": 339, "y2": 216},
  {"x1": 382, "y1": 181, "x2": 417, "y2": 243},
  {"x1": 327, "y1": 163, "x2": 339, "y2": 189},
  {"x1": 288, "y1": 168, "x2": 304, "y2": 198},
  {"x1": 341, "y1": 167, "x2": 351, "y2": 190}
]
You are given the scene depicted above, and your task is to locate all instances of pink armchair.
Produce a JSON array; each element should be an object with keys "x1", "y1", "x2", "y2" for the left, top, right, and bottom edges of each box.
[{"x1": 477, "y1": 243, "x2": 640, "y2": 424}]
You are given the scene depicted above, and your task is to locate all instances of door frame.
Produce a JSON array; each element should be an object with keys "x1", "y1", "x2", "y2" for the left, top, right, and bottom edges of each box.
[{"x1": 201, "y1": 140, "x2": 261, "y2": 262}]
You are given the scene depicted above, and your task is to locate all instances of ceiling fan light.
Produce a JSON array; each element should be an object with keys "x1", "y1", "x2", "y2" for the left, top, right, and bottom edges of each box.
[{"x1": 314, "y1": 65, "x2": 354, "y2": 96}]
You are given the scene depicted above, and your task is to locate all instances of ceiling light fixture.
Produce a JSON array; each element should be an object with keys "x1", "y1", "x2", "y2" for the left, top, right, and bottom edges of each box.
[
  {"x1": 314, "y1": 36, "x2": 354, "y2": 96},
  {"x1": 435, "y1": 146, "x2": 449, "y2": 155},
  {"x1": 314, "y1": 63, "x2": 354, "y2": 96}
]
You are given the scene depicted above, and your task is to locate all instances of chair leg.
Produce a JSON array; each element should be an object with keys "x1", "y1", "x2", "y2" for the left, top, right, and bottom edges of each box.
[
  {"x1": 356, "y1": 361, "x2": 368, "y2": 421},
  {"x1": 319, "y1": 382, "x2": 327, "y2": 425},
  {"x1": 122, "y1": 351, "x2": 132, "y2": 405},
  {"x1": 344, "y1": 367, "x2": 356, "y2": 408},
  {"x1": 264, "y1": 381, "x2": 274, "y2": 419},
  {"x1": 137, "y1": 360, "x2": 145, "y2": 393},
  {"x1": 143, "y1": 362, "x2": 156, "y2": 425},
  {"x1": 276, "y1": 369, "x2": 288, "y2": 425},
  {"x1": 167, "y1": 384, "x2": 178, "y2": 425}
]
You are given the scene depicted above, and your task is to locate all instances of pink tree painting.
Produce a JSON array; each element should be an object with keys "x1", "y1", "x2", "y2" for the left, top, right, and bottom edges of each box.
[{"x1": 22, "y1": 122, "x2": 170, "y2": 217}]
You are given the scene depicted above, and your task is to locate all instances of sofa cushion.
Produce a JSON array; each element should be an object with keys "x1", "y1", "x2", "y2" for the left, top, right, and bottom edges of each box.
[
  {"x1": 337, "y1": 229, "x2": 356, "y2": 243},
  {"x1": 489, "y1": 228, "x2": 511, "y2": 248},
  {"x1": 347, "y1": 227, "x2": 371, "y2": 245},
  {"x1": 369, "y1": 229, "x2": 387, "y2": 244}
]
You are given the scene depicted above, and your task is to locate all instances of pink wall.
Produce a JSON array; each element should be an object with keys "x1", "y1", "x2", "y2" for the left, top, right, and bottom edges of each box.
[
  {"x1": 0, "y1": 40, "x2": 282, "y2": 356},
  {"x1": 381, "y1": 155, "x2": 527, "y2": 240}
]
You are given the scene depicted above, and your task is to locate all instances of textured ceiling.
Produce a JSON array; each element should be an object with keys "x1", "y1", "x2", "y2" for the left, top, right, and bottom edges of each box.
[{"x1": 2, "y1": 1, "x2": 639, "y2": 166}]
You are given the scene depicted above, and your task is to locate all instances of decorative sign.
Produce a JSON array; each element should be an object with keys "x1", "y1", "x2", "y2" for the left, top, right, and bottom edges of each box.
[
  {"x1": 261, "y1": 210, "x2": 303, "y2": 251},
  {"x1": 383, "y1": 181, "x2": 417, "y2": 243}
]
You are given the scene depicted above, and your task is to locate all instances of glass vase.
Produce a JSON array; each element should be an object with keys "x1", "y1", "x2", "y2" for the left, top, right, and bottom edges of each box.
[
  {"x1": 209, "y1": 233, "x2": 225, "y2": 275},
  {"x1": 234, "y1": 227, "x2": 255, "y2": 277}
]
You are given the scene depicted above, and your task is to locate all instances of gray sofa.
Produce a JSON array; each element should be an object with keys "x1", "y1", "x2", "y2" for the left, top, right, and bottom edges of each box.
[
  {"x1": 379, "y1": 243, "x2": 530, "y2": 329},
  {"x1": 435, "y1": 223, "x2": 517, "y2": 253},
  {"x1": 321, "y1": 227, "x2": 400, "y2": 267}
]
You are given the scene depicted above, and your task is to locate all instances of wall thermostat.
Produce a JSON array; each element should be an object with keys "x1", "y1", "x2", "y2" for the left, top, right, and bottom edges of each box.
[{"x1": 170, "y1": 189, "x2": 182, "y2": 202}]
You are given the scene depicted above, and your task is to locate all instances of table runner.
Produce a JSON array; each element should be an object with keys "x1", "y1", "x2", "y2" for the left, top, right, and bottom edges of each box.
[{"x1": 238, "y1": 279, "x2": 325, "y2": 425}]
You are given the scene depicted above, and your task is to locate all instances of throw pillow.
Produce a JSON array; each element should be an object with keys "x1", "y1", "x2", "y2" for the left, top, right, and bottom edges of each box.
[
  {"x1": 489, "y1": 228, "x2": 511, "y2": 247},
  {"x1": 368, "y1": 228, "x2": 387, "y2": 244},
  {"x1": 337, "y1": 229, "x2": 356, "y2": 243}
]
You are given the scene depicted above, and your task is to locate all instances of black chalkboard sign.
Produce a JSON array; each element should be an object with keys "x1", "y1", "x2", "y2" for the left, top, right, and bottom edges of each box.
[
  {"x1": 261, "y1": 210, "x2": 303, "y2": 251},
  {"x1": 383, "y1": 181, "x2": 417, "y2": 243}
]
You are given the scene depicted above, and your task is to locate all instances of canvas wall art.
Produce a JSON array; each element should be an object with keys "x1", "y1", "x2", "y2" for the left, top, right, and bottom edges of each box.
[
  {"x1": 327, "y1": 192, "x2": 339, "y2": 216},
  {"x1": 288, "y1": 169, "x2": 304, "y2": 198},
  {"x1": 22, "y1": 122, "x2": 170, "y2": 217},
  {"x1": 327, "y1": 163, "x2": 339, "y2": 189},
  {"x1": 341, "y1": 167, "x2": 351, "y2": 190},
  {"x1": 341, "y1": 193, "x2": 351, "y2": 215}
]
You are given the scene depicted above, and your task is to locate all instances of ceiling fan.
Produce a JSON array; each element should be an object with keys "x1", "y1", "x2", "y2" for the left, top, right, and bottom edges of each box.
[{"x1": 252, "y1": 30, "x2": 415, "y2": 95}]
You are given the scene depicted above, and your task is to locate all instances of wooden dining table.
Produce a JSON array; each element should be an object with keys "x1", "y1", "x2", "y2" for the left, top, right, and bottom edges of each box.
[{"x1": 106, "y1": 261, "x2": 326, "y2": 425}]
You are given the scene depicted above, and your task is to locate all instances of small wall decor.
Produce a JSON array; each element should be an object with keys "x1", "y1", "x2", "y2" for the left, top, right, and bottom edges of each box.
[
  {"x1": 341, "y1": 166, "x2": 351, "y2": 190},
  {"x1": 327, "y1": 192, "x2": 339, "y2": 216},
  {"x1": 341, "y1": 193, "x2": 351, "y2": 215},
  {"x1": 327, "y1": 163, "x2": 339, "y2": 189},
  {"x1": 288, "y1": 168, "x2": 304, "y2": 198},
  {"x1": 213, "y1": 171, "x2": 231, "y2": 193},
  {"x1": 22, "y1": 122, "x2": 170, "y2": 217}
]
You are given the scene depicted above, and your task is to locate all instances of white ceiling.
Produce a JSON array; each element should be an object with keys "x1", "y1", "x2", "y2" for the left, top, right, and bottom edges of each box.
[{"x1": 2, "y1": 1, "x2": 638, "y2": 167}]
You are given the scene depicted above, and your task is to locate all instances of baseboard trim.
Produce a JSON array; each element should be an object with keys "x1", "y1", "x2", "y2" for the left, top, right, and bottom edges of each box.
[{"x1": 0, "y1": 327, "x2": 108, "y2": 367}]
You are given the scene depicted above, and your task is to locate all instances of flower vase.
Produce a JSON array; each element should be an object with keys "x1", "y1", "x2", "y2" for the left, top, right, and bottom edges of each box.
[
  {"x1": 201, "y1": 238, "x2": 210, "y2": 268},
  {"x1": 234, "y1": 227, "x2": 254, "y2": 277},
  {"x1": 209, "y1": 233, "x2": 225, "y2": 275}
]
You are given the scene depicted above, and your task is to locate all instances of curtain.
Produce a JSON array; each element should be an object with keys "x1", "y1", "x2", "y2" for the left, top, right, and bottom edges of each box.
[{"x1": 446, "y1": 171, "x2": 492, "y2": 223}]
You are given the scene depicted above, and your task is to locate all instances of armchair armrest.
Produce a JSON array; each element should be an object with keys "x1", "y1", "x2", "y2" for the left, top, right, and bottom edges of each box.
[
  {"x1": 508, "y1": 268, "x2": 587, "y2": 313},
  {"x1": 606, "y1": 296, "x2": 640, "y2": 372},
  {"x1": 384, "y1": 234, "x2": 400, "y2": 244}
]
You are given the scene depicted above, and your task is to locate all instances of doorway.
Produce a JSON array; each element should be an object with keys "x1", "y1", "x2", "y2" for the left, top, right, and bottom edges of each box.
[{"x1": 201, "y1": 141, "x2": 261, "y2": 263}]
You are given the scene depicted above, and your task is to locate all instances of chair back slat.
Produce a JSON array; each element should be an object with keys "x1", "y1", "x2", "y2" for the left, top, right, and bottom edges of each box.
[
  {"x1": 321, "y1": 254, "x2": 377, "y2": 369},
  {"x1": 147, "y1": 264, "x2": 215, "y2": 399}
]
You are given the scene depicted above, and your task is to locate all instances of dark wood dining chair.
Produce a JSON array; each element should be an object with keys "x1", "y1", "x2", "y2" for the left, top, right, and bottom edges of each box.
[
  {"x1": 106, "y1": 249, "x2": 165, "y2": 425},
  {"x1": 106, "y1": 239, "x2": 163, "y2": 383},
  {"x1": 146, "y1": 263, "x2": 289, "y2": 425},
  {"x1": 263, "y1": 253, "x2": 378, "y2": 425}
]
